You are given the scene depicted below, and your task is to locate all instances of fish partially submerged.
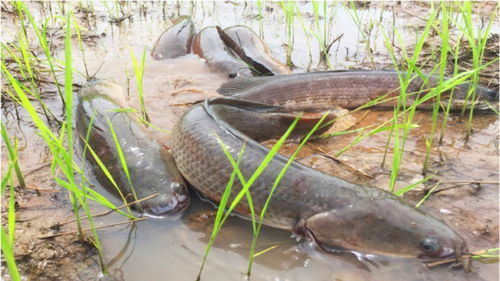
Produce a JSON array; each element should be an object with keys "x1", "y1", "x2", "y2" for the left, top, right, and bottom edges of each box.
[
  {"x1": 151, "y1": 17, "x2": 195, "y2": 60},
  {"x1": 191, "y1": 26, "x2": 253, "y2": 78},
  {"x1": 76, "y1": 80, "x2": 189, "y2": 217},
  {"x1": 151, "y1": 20, "x2": 290, "y2": 78},
  {"x1": 170, "y1": 97, "x2": 469, "y2": 266},
  {"x1": 218, "y1": 25, "x2": 291, "y2": 75},
  {"x1": 218, "y1": 70, "x2": 498, "y2": 110}
]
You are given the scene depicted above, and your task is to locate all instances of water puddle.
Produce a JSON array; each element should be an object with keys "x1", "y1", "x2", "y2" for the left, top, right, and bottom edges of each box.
[{"x1": 2, "y1": 2, "x2": 498, "y2": 281}]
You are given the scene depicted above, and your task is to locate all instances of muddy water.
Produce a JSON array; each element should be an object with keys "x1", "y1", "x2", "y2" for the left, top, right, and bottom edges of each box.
[
  {"x1": 90, "y1": 62, "x2": 498, "y2": 281},
  {"x1": 2, "y1": 2, "x2": 499, "y2": 281}
]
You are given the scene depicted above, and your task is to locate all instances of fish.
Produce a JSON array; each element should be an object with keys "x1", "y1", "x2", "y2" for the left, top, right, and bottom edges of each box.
[
  {"x1": 217, "y1": 70, "x2": 498, "y2": 111},
  {"x1": 76, "y1": 80, "x2": 189, "y2": 217},
  {"x1": 217, "y1": 25, "x2": 291, "y2": 75},
  {"x1": 191, "y1": 26, "x2": 253, "y2": 78},
  {"x1": 169, "y1": 97, "x2": 469, "y2": 266},
  {"x1": 151, "y1": 17, "x2": 195, "y2": 60}
]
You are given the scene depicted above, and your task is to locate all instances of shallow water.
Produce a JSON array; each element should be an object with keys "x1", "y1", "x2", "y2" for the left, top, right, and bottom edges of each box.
[{"x1": 2, "y1": 2, "x2": 499, "y2": 281}]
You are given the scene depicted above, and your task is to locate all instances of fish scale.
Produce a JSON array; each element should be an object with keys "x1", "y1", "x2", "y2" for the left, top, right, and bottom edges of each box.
[{"x1": 169, "y1": 71, "x2": 487, "y2": 261}]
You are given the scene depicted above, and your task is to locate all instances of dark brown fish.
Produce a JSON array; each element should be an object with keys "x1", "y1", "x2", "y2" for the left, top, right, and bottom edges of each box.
[
  {"x1": 217, "y1": 70, "x2": 498, "y2": 110},
  {"x1": 151, "y1": 17, "x2": 195, "y2": 60},
  {"x1": 170, "y1": 97, "x2": 468, "y2": 261},
  {"x1": 191, "y1": 26, "x2": 253, "y2": 78},
  {"x1": 76, "y1": 80, "x2": 189, "y2": 217}
]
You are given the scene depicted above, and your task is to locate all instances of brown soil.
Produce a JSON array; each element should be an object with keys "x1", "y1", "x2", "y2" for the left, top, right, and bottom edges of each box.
[{"x1": 1, "y1": 1, "x2": 498, "y2": 281}]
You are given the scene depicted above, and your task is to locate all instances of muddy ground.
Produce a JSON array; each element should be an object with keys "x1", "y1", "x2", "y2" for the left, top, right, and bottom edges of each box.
[{"x1": 1, "y1": 2, "x2": 499, "y2": 281}]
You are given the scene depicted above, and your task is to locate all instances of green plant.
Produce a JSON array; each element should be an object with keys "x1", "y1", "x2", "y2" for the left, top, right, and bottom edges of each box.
[
  {"x1": 130, "y1": 47, "x2": 149, "y2": 122},
  {"x1": 197, "y1": 114, "x2": 302, "y2": 280}
]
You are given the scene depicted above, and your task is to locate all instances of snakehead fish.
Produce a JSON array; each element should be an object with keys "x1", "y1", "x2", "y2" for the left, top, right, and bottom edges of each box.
[
  {"x1": 217, "y1": 70, "x2": 498, "y2": 110},
  {"x1": 76, "y1": 80, "x2": 188, "y2": 217},
  {"x1": 217, "y1": 25, "x2": 291, "y2": 75},
  {"x1": 170, "y1": 98, "x2": 469, "y2": 263},
  {"x1": 191, "y1": 26, "x2": 253, "y2": 78},
  {"x1": 151, "y1": 17, "x2": 195, "y2": 60}
]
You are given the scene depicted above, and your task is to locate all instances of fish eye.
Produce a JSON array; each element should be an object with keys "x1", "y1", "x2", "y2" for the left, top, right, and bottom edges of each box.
[{"x1": 419, "y1": 237, "x2": 442, "y2": 255}]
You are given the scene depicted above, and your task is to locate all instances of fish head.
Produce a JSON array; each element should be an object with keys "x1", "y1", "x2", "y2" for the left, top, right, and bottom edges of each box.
[
  {"x1": 141, "y1": 181, "x2": 189, "y2": 217},
  {"x1": 441, "y1": 84, "x2": 498, "y2": 110},
  {"x1": 133, "y1": 146, "x2": 190, "y2": 218},
  {"x1": 305, "y1": 197, "x2": 467, "y2": 260}
]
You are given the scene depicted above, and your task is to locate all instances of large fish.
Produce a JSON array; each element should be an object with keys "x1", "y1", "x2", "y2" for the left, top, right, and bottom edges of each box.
[
  {"x1": 219, "y1": 25, "x2": 291, "y2": 75},
  {"x1": 170, "y1": 97, "x2": 469, "y2": 265},
  {"x1": 76, "y1": 80, "x2": 189, "y2": 217},
  {"x1": 217, "y1": 70, "x2": 498, "y2": 110},
  {"x1": 191, "y1": 26, "x2": 253, "y2": 78},
  {"x1": 151, "y1": 17, "x2": 195, "y2": 60}
]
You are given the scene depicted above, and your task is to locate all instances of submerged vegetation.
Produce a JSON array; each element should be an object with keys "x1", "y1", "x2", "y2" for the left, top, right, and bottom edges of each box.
[{"x1": 1, "y1": 1, "x2": 498, "y2": 280}]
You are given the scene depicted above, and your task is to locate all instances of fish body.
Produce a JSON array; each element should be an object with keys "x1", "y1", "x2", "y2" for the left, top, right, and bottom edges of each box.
[
  {"x1": 151, "y1": 17, "x2": 195, "y2": 60},
  {"x1": 218, "y1": 70, "x2": 498, "y2": 110},
  {"x1": 76, "y1": 80, "x2": 188, "y2": 217},
  {"x1": 220, "y1": 25, "x2": 291, "y2": 75},
  {"x1": 170, "y1": 98, "x2": 467, "y2": 259},
  {"x1": 191, "y1": 26, "x2": 253, "y2": 78}
]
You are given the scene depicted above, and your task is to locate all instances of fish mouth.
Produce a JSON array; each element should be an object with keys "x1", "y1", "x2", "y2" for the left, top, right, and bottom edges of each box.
[
  {"x1": 144, "y1": 193, "x2": 190, "y2": 218},
  {"x1": 422, "y1": 241, "x2": 472, "y2": 272}
]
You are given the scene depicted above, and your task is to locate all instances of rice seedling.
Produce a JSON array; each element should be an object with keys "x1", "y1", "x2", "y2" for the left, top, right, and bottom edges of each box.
[
  {"x1": 345, "y1": 1, "x2": 379, "y2": 68},
  {"x1": 438, "y1": 35, "x2": 462, "y2": 145},
  {"x1": 197, "y1": 115, "x2": 302, "y2": 280},
  {"x1": 246, "y1": 112, "x2": 330, "y2": 276},
  {"x1": 105, "y1": 117, "x2": 140, "y2": 206},
  {"x1": 1, "y1": 122, "x2": 25, "y2": 187},
  {"x1": 421, "y1": 2, "x2": 450, "y2": 174},
  {"x1": 472, "y1": 248, "x2": 500, "y2": 260},
  {"x1": 279, "y1": 1, "x2": 295, "y2": 67},
  {"x1": 310, "y1": 1, "x2": 338, "y2": 68},
  {"x1": 1, "y1": 225, "x2": 21, "y2": 281},
  {"x1": 10, "y1": 3, "x2": 57, "y2": 122},
  {"x1": 130, "y1": 47, "x2": 150, "y2": 123},
  {"x1": 18, "y1": 2, "x2": 65, "y2": 106},
  {"x1": 458, "y1": 2, "x2": 497, "y2": 137},
  {"x1": 78, "y1": 115, "x2": 134, "y2": 215},
  {"x1": 382, "y1": 5, "x2": 438, "y2": 192},
  {"x1": 256, "y1": 0, "x2": 264, "y2": 38},
  {"x1": 72, "y1": 16, "x2": 90, "y2": 79},
  {"x1": 293, "y1": 3, "x2": 313, "y2": 69},
  {"x1": 0, "y1": 10, "x2": 135, "y2": 274}
]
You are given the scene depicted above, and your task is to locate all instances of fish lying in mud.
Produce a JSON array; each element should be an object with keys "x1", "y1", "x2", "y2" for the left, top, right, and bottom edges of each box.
[
  {"x1": 170, "y1": 97, "x2": 470, "y2": 268},
  {"x1": 76, "y1": 80, "x2": 189, "y2": 217},
  {"x1": 218, "y1": 70, "x2": 498, "y2": 110},
  {"x1": 150, "y1": 18, "x2": 290, "y2": 78},
  {"x1": 217, "y1": 26, "x2": 291, "y2": 76},
  {"x1": 151, "y1": 17, "x2": 195, "y2": 60},
  {"x1": 191, "y1": 26, "x2": 254, "y2": 78}
]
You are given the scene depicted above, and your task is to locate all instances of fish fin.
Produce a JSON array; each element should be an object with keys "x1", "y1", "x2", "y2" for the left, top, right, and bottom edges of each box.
[
  {"x1": 305, "y1": 225, "x2": 373, "y2": 271},
  {"x1": 207, "y1": 97, "x2": 285, "y2": 112},
  {"x1": 217, "y1": 69, "x2": 390, "y2": 96},
  {"x1": 217, "y1": 76, "x2": 279, "y2": 96}
]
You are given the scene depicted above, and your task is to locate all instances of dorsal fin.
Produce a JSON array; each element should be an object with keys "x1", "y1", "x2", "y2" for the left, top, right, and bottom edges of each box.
[
  {"x1": 207, "y1": 97, "x2": 284, "y2": 112},
  {"x1": 217, "y1": 69, "x2": 389, "y2": 96},
  {"x1": 217, "y1": 76, "x2": 278, "y2": 96}
]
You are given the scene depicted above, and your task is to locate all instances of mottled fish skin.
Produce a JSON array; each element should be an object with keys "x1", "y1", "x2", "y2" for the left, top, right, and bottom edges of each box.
[
  {"x1": 191, "y1": 26, "x2": 253, "y2": 79},
  {"x1": 170, "y1": 98, "x2": 468, "y2": 260},
  {"x1": 151, "y1": 17, "x2": 195, "y2": 60},
  {"x1": 217, "y1": 70, "x2": 498, "y2": 110},
  {"x1": 222, "y1": 25, "x2": 291, "y2": 75},
  {"x1": 76, "y1": 80, "x2": 189, "y2": 217}
]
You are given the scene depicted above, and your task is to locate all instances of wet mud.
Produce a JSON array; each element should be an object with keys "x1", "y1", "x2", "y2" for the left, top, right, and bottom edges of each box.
[{"x1": 1, "y1": 2, "x2": 498, "y2": 281}]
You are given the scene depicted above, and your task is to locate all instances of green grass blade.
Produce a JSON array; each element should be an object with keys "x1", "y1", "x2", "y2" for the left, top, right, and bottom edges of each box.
[
  {"x1": 105, "y1": 116, "x2": 139, "y2": 204},
  {"x1": 1, "y1": 122, "x2": 25, "y2": 187},
  {"x1": 1, "y1": 226, "x2": 21, "y2": 281}
]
